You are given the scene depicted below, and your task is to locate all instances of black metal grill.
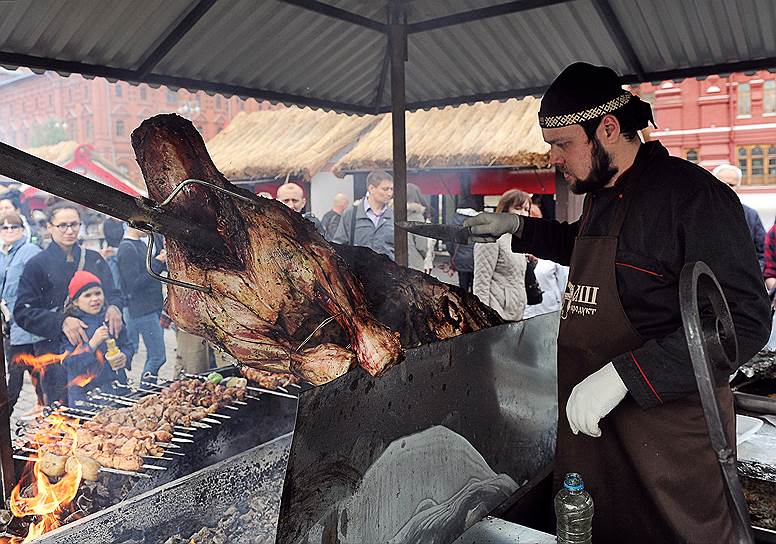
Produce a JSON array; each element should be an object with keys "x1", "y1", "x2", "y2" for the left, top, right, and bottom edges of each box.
[{"x1": 5, "y1": 367, "x2": 298, "y2": 540}]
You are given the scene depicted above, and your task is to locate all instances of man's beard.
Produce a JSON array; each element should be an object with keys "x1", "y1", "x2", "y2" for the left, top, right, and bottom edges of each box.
[{"x1": 566, "y1": 137, "x2": 618, "y2": 195}]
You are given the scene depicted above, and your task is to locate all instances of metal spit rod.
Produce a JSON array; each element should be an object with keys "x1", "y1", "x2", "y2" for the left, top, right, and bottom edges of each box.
[
  {"x1": 15, "y1": 445, "x2": 173, "y2": 463},
  {"x1": 182, "y1": 370, "x2": 301, "y2": 397},
  {"x1": 51, "y1": 409, "x2": 196, "y2": 438},
  {"x1": 12, "y1": 455, "x2": 163, "y2": 475},
  {"x1": 0, "y1": 142, "x2": 225, "y2": 251},
  {"x1": 15, "y1": 424, "x2": 191, "y2": 452},
  {"x1": 94, "y1": 388, "x2": 221, "y2": 426},
  {"x1": 138, "y1": 380, "x2": 239, "y2": 411},
  {"x1": 50, "y1": 406, "x2": 199, "y2": 433},
  {"x1": 112, "y1": 380, "x2": 166, "y2": 396},
  {"x1": 60, "y1": 404, "x2": 195, "y2": 444},
  {"x1": 117, "y1": 381, "x2": 232, "y2": 420},
  {"x1": 136, "y1": 382, "x2": 234, "y2": 419},
  {"x1": 11, "y1": 430, "x2": 170, "y2": 471},
  {"x1": 178, "y1": 372, "x2": 298, "y2": 400},
  {"x1": 56, "y1": 406, "x2": 98, "y2": 416},
  {"x1": 188, "y1": 363, "x2": 302, "y2": 390}
]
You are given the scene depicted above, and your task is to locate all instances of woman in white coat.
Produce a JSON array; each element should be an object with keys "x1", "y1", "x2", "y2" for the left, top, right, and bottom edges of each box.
[{"x1": 473, "y1": 189, "x2": 530, "y2": 321}]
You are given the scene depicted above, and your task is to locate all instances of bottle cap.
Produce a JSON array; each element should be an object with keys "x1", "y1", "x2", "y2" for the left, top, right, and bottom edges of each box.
[{"x1": 563, "y1": 473, "x2": 584, "y2": 492}]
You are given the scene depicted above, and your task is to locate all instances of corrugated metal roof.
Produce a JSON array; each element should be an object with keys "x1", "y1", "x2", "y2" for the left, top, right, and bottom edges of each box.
[{"x1": 0, "y1": 0, "x2": 774, "y2": 114}]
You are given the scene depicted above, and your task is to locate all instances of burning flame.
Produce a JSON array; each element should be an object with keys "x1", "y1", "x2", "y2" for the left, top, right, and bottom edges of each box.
[
  {"x1": 14, "y1": 345, "x2": 98, "y2": 388},
  {"x1": 66, "y1": 370, "x2": 98, "y2": 388},
  {"x1": 12, "y1": 352, "x2": 68, "y2": 376},
  {"x1": 10, "y1": 414, "x2": 83, "y2": 541}
]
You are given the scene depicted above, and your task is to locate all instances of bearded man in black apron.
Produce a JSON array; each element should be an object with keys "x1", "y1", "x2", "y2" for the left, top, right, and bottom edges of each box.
[{"x1": 466, "y1": 63, "x2": 771, "y2": 543}]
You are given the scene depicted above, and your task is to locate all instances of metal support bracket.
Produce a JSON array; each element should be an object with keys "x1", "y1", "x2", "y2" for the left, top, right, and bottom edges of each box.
[
  {"x1": 144, "y1": 177, "x2": 263, "y2": 293},
  {"x1": 679, "y1": 261, "x2": 753, "y2": 544}
]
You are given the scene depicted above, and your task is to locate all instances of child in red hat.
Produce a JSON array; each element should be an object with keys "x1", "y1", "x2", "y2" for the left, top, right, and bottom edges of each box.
[{"x1": 61, "y1": 271, "x2": 129, "y2": 406}]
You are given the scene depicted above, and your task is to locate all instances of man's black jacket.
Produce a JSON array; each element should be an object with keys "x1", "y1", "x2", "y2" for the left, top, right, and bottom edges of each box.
[
  {"x1": 513, "y1": 141, "x2": 770, "y2": 408},
  {"x1": 117, "y1": 237, "x2": 166, "y2": 319}
]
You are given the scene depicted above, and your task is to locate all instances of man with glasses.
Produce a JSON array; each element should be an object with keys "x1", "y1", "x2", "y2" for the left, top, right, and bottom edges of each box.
[{"x1": 15, "y1": 202, "x2": 123, "y2": 405}]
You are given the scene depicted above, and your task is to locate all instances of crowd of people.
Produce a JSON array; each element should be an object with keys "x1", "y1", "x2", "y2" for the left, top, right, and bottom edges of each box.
[
  {"x1": 1, "y1": 199, "x2": 168, "y2": 415},
  {"x1": 4, "y1": 162, "x2": 772, "y2": 416},
  {"x1": 285, "y1": 170, "x2": 566, "y2": 323}
]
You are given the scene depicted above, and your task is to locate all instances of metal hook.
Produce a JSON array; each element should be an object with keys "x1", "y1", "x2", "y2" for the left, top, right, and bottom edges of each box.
[
  {"x1": 144, "y1": 230, "x2": 211, "y2": 293},
  {"x1": 140, "y1": 178, "x2": 263, "y2": 293},
  {"x1": 295, "y1": 315, "x2": 338, "y2": 353},
  {"x1": 158, "y1": 178, "x2": 261, "y2": 209}
]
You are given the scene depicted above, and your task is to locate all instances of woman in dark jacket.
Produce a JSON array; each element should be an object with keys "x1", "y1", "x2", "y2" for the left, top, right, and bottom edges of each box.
[
  {"x1": 60, "y1": 271, "x2": 129, "y2": 406},
  {"x1": 0, "y1": 211, "x2": 44, "y2": 414},
  {"x1": 14, "y1": 202, "x2": 123, "y2": 404}
]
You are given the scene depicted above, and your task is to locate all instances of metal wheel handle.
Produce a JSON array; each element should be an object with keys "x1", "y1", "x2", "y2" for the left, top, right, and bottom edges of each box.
[{"x1": 679, "y1": 261, "x2": 753, "y2": 544}]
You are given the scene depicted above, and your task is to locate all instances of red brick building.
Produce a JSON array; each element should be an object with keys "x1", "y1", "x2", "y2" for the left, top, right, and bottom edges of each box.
[
  {"x1": 633, "y1": 70, "x2": 776, "y2": 186},
  {"x1": 0, "y1": 70, "x2": 272, "y2": 182}
]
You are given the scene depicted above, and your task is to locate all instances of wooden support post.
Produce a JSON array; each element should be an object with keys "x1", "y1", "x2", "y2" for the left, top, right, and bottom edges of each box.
[{"x1": 390, "y1": 1, "x2": 408, "y2": 267}]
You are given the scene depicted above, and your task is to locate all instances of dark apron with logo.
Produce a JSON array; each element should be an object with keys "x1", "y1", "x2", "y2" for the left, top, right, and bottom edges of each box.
[{"x1": 555, "y1": 176, "x2": 736, "y2": 543}]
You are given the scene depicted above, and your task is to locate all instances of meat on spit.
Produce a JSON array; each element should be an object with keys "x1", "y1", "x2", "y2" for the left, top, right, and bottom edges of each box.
[
  {"x1": 132, "y1": 115, "x2": 502, "y2": 385},
  {"x1": 133, "y1": 115, "x2": 402, "y2": 384}
]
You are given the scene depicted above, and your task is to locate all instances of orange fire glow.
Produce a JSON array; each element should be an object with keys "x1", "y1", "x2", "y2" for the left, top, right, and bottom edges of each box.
[
  {"x1": 14, "y1": 345, "x2": 95, "y2": 386},
  {"x1": 12, "y1": 352, "x2": 68, "y2": 376},
  {"x1": 10, "y1": 414, "x2": 83, "y2": 541},
  {"x1": 66, "y1": 370, "x2": 98, "y2": 388}
]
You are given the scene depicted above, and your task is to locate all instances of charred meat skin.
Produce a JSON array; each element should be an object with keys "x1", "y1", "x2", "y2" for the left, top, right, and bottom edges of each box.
[
  {"x1": 132, "y1": 115, "x2": 502, "y2": 385},
  {"x1": 334, "y1": 245, "x2": 502, "y2": 347},
  {"x1": 132, "y1": 114, "x2": 402, "y2": 384}
]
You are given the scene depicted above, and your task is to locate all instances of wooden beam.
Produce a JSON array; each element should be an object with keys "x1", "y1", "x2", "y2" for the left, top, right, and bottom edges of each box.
[
  {"x1": 592, "y1": 0, "x2": 645, "y2": 81},
  {"x1": 0, "y1": 52, "x2": 375, "y2": 115},
  {"x1": 407, "y1": 0, "x2": 570, "y2": 34},
  {"x1": 0, "y1": 334, "x2": 14, "y2": 503},
  {"x1": 0, "y1": 143, "x2": 224, "y2": 250},
  {"x1": 277, "y1": 0, "x2": 386, "y2": 32}
]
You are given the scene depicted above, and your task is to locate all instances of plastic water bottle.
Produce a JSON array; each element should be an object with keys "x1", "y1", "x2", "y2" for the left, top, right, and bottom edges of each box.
[{"x1": 555, "y1": 472, "x2": 594, "y2": 543}]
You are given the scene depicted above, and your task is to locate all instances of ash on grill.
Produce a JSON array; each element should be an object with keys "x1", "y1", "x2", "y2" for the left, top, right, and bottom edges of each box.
[
  {"x1": 159, "y1": 490, "x2": 280, "y2": 544},
  {"x1": 742, "y1": 475, "x2": 776, "y2": 530}
]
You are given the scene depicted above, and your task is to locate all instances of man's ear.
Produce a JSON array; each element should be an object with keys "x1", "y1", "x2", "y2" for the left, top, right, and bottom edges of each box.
[{"x1": 599, "y1": 114, "x2": 620, "y2": 143}]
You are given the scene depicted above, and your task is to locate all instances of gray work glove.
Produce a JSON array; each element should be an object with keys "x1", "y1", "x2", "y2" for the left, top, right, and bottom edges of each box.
[{"x1": 463, "y1": 212, "x2": 522, "y2": 243}]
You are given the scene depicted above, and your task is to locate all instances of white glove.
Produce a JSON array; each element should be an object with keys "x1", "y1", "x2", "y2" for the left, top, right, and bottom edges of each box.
[
  {"x1": 463, "y1": 212, "x2": 522, "y2": 243},
  {"x1": 566, "y1": 362, "x2": 628, "y2": 438}
]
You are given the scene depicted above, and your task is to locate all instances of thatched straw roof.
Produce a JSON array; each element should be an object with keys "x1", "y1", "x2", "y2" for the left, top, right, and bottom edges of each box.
[
  {"x1": 333, "y1": 97, "x2": 550, "y2": 175},
  {"x1": 207, "y1": 108, "x2": 379, "y2": 181},
  {"x1": 25, "y1": 140, "x2": 80, "y2": 165}
]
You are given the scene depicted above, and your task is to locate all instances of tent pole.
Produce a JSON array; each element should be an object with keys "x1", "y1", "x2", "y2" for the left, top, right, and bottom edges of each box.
[{"x1": 390, "y1": 1, "x2": 408, "y2": 267}]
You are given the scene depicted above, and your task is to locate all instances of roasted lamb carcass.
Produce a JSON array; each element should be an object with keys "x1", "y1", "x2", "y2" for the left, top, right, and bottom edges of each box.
[
  {"x1": 133, "y1": 115, "x2": 402, "y2": 384},
  {"x1": 132, "y1": 115, "x2": 502, "y2": 385}
]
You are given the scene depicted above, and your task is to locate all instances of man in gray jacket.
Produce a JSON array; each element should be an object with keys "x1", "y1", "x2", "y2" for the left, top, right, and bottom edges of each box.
[{"x1": 333, "y1": 170, "x2": 394, "y2": 260}]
